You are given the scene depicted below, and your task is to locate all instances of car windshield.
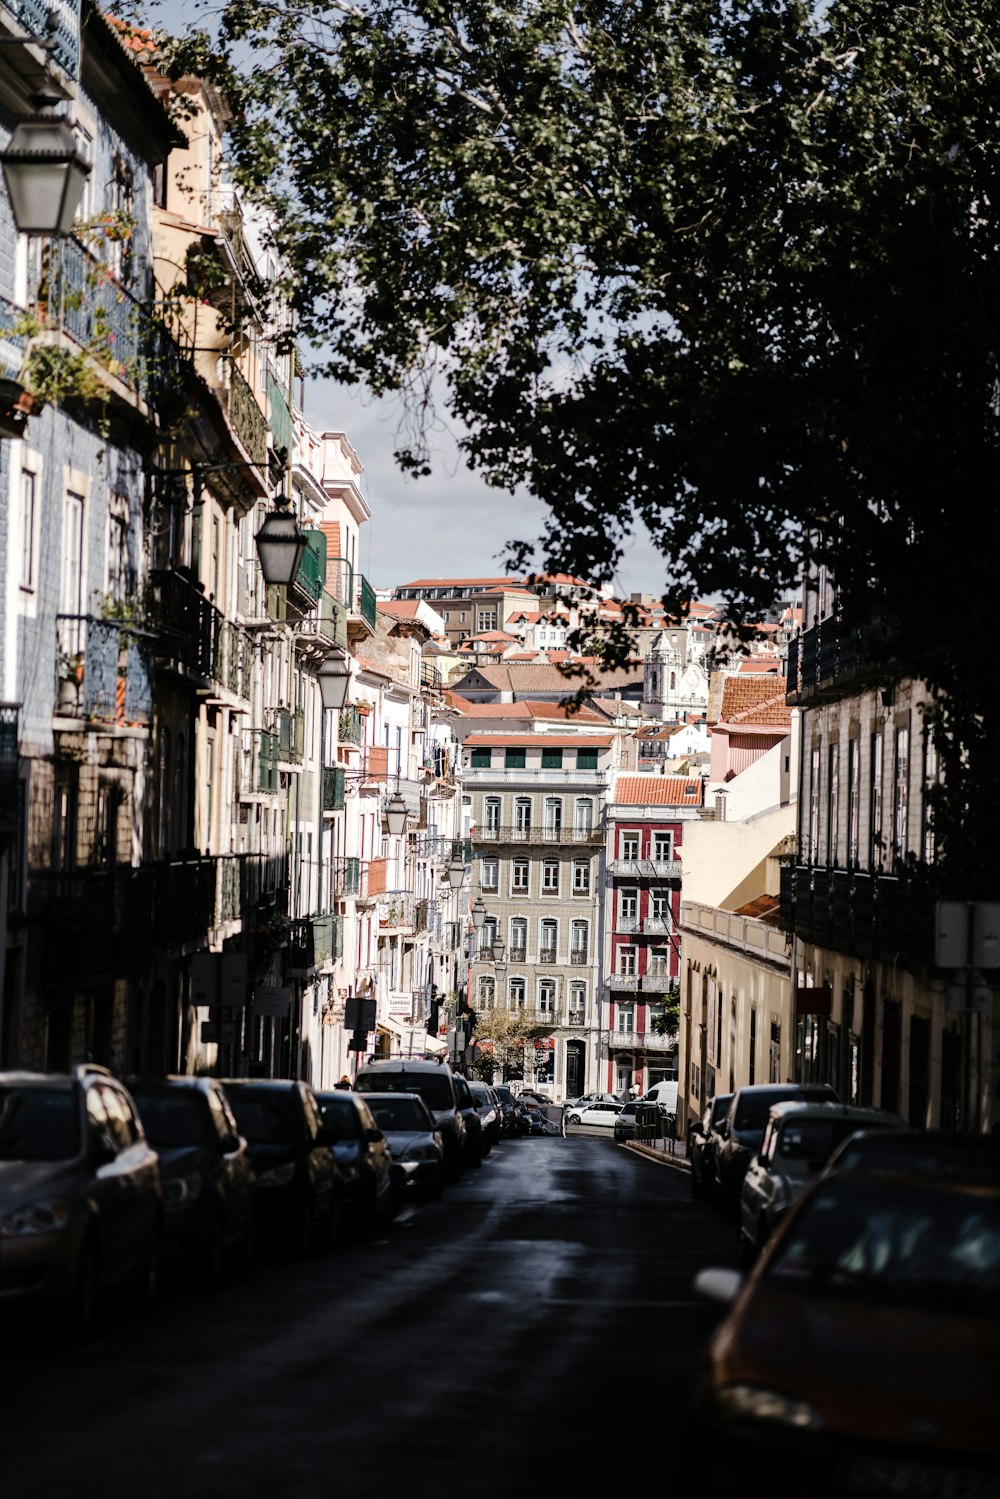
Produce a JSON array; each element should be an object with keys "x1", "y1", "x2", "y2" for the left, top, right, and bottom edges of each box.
[
  {"x1": 366, "y1": 1097, "x2": 432, "y2": 1131},
  {"x1": 0, "y1": 1086, "x2": 80, "y2": 1161},
  {"x1": 778, "y1": 1118, "x2": 890, "y2": 1166},
  {"x1": 226, "y1": 1089, "x2": 299, "y2": 1143},
  {"x1": 711, "y1": 1096, "x2": 733, "y2": 1125},
  {"x1": 317, "y1": 1096, "x2": 361, "y2": 1141},
  {"x1": 130, "y1": 1091, "x2": 207, "y2": 1148},
  {"x1": 735, "y1": 1090, "x2": 821, "y2": 1131},
  {"x1": 356, "y1": 1072, "x2": 453, "y2": 1111},
  {"x1": 767, "y1": 1179, "x2": 1000, "y2": 1308}
]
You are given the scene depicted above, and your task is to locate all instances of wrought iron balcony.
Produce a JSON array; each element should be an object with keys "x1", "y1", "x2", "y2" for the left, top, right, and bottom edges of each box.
[
  {"x1": 226, "y1": 364, "x2": 268, "y2": 469},
  {"x1": 238, "y1": 729, "x2": 280, "y2": 795},
  {"x1": 148, "y1": 570, "x2": 252, "y2": 701},
  {"x1": 608, "y1": 858, "x2": 682, "y2": 878},
  {"x1": 331, "y1": 856, "x2": 361, "y2": 897},
  {"x1": 323, "y1": 766, "x2": 346, "y2": 813},
  {"x1": 473, "y1": 824, "x2": 603, "y2": 846},
  {"x1": 570, "y1": 948, "x2": 589, "y2": 965},
  {"x1": 607, "y1": 1029, "x2": 675, "y2": 1052},
  {"x1": 288, "y1": 530, "x2": 326, "y2": 612},
  {"x1": 55, "y1": 615, "x2": 154, "y2": 727},
  {"x1": 268, "y1": 372, "x2": 292, "y2": 473},
  {"x1": 606, "y1": 972, "x2": 639, "y2": 990},
  {"x1": 338, "y1": 706, "x2": 366, "y2": 747},
  {"x1": 785, "y1": 861, "x2": 934, "y2": 963},
  {"x1": 296, "y1": 589, "x2": 348, "y2": 651},
  {"x1": 538, "y1": 949, "x2": 558, "y2": 964},
  {"x1": 286, "y1": 913, "x2": 342, "y2": 974},
  {"x1": 508, "y1": 946, "x2": 527, "y2": 963},
  {"x1": 786, "y1": 609, "x2": 909, "y2": 705},
  {"x1": 272, "y1": 707, "x2": 304, "y2": 766}
]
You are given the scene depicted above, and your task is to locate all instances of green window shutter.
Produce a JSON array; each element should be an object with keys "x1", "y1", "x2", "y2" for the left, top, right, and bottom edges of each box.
[
  {"x1": 471, "y1": 748, "x2": 492, "y2": 768},
  {"x1": 505, "y1": 748, "x2": 526, "y2": 768},
  {"x1": 541, "y1": 749, "x2": 563, "y2": 769},
  {"x1": 577, "y1": 750, "x2": 598, "y2": 770}
]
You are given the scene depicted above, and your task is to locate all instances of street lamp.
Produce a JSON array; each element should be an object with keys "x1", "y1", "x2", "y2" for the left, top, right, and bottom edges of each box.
[
  {"x1": 490, "y1": 934, "x2": 506, "y2": 965},
  {"x1": 446, "y1": 858, "x2": 467, "y2": 890},
  {"x1": 254, "y1": 494, "x2": 306, "y2": 586},
  {"x1": 0, "y1": 101, "x2": 91, "y2": 236},
  {"x1": 316, "y1": 648, "x2": 351, "y2": 711},
  {"x1": 470, "y1": 897, "x2": 488, "y2": 930},
  {"x1": 384, "y1": 791, "x2": 408, "y2": 837}
]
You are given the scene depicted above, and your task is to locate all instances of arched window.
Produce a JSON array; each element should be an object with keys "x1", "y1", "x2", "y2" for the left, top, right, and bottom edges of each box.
[{"x1": 478, "y1": 976, "x2": 495, "y2": 1009}]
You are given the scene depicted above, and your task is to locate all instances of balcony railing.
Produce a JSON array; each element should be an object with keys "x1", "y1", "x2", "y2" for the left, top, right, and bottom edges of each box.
[
  {"x1": 290, "y1": 530, "x2": 326, "y2": 607},
  {"x1": 538, "y1": 949, "x2": 557, "y2": 964},
  {"x1": 296, "y1": 589, "x2": 348, "y2": 651},
  {"x1": 642, "y1": 916, "x2": 673, "y2": 935},
  {"x1": 331, "y1": 856, "x2": 361, "y2": 897},
  {"x1": 149, "y1": 570, "x2": 252, "y2": 701},
  {"x1": 508, "y1": 947, "x2": 527, "y2": 963},
  {"x1": 786, "y1": 610, "x2": 908, "y2": 705},
  {"x1": 268, "y1": 372, "x2": 292, "y2": 470},
  {"x1": 0, "y1": 293, "x2": 27, "y2": 383},
  {"x1": 607, "y1": 973, "x2": 639, "y2": 990},
  {"x1": 355, "y1": 574, "x2": 377, "y2": 630},
  {"x1": 338, "y1": 706, "x2": 366, "y2": 746},
  {"x1": 8, "y1": 0, "x2": 79, "y2": 76},
  {"x1": 323, "y1": 766, "x2": 346, "y2": 813},
  {"x1": 286, "y1": 913, "x2": 343, "y2": 975},
  {"x1": 609, "y1": 858, "x2": 682, "y2": 878},
  {"x1": 273, "y1": 707, "x2": 304, "y2": 765},
  {"x1": 226, "y1": 364, "x2": 268, "y2": 468},
  {"x1": 607, "y1": 1030, "x2": 676, "y2": 1052},
  {"x1": 238, "y1": 729, "x2": 280, "y2": 795},
  {"x1": 642, "y1": 969, "x2": 674, "y2": 992},
  {"x1": 567, "y1": 1010, "x2": 587, "y2": 1028},
  {"x1": 55, "y1": 615, "x2": 156, "y2": 727},
  {"x1": 570, "y1": 948, "x2": 589, "y2": 965},
  {"x1": 473, "y1": 824, "x2": 604, "y2": 845},
  {"x1": 783, "y1": 863, "x2": 934, "y2": 963}
]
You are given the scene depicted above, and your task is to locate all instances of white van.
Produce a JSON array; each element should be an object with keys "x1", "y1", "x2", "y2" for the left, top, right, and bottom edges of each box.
[{"x1": 640, "y1": 1079, "x2": 678, "y2": 1116}]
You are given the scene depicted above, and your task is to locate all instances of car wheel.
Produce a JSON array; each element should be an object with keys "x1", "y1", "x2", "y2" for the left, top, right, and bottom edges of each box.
[
  {"x1": 567, "y1": 1113, "x2": 582, "y2": 1126},
  {"x1": 70, "y1": 1239, "x2": 100, "y2": 1341}
]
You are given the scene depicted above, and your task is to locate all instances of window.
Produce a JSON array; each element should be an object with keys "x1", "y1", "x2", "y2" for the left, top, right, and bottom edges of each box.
[
  {"x1": 847, "y1": 738, "x2": 861, "y2": 867},
  {"x1": 106, "y1": 494, "x2": 131, "y2": 604},
  {"x1": 514, "y1": 797, "x2": 532, "y2": 833},
  {"x1": 459, "y1": 611, "x2": 467, "y2": 623},
  {"x1": 539, "y1": 919, "x2": 557, "y2": 960},
  {"x1": 620, "y1": 888, "x2": 638, "y2": 922},
  {"x1": 542, "y1": 860, "x2": 559, "y2": 894},
  {"x1": 61, "y1": 491, "x2": 84, "y2": 621},
  {"x1": 569, "y1": 983, "x2": 587, "y2": 1021},
  {"x1": 509, "y1": 917, "x2": 527, "y2": 959},
  {"x1": 478, "y1": 976, "x2": 496, "y2": 1009},
  {"x1": 620, "y1": 832, "x2": 639, "y2": 860},
  {"x1": 808, "y1": 746, "x2": 821, "y2": 861},
  {"x1": 484, "y1": 796, "x2": 501, "y2": 832},
  {"x1": 651, "y1": 890, "x2": 670, "y2": 922},
  {"x1": 53, "y1": 769, "x2": 77, "y2": 871},
  {"x1": 648, "y1": 946, "x2": 670, "y2": 976},
  {"x1": 572, "y1": 860, "x2": 591, "y2": 895},
  {"x1": 870, "y1": 732, "x2": 883, "y2": 867},
  {"x1": 543, "y1": 797, "x2": 563, "y2": 834},
  {"x1": 505, "y1": 748, "x2": 526, "y2": 769},
  {"x1": 509, "y1": 977, "x2": 526, "y2": 1009},
  {"x1": 619, "y1": 946, "x2": 637, "y2": 975},
  {"x1": 571, "y1": 920, "x2": 588, "y2": 961},
  {"x1": 542, "y1": 748, "x2": 563, "y2": 769},
  {"x1": 574, "y1": 798, "x2": 593, "y2": 832},
  {"x1": 653, "y1": 831, "x2": 673, "y2": 863},
  {"x1": 577, "y1": 749, "x2": 597, "y2": 770},
  {"x1": 477, "y1": 609, "x2": 498, "y2": 630},
  {"x1": 471, "y1": 748, "x2": 491, "y2": 768},
  {"x1": 511, "y1": 859, "x2": 529, "y2": 894},
  {"x1": 481, "y1": 858, "x2": 499, "y2": 892},
  {"x1": 616, "y1": 1004, "x2": 634, "y2": 1033},
  {"x1": 479, "y1": 917, "x2": 498, "y2": 957},
  {"x1": 538, "y1": 980, "x2": 556, "y2": 1014},
  {"x1": 827, "y1": 742, "x2": 840, "y2": 865},
  {"x1": 893, "y1": 723, "x2": 910, "y2": 866},
  {"x1": 20, "y1": 468, "x2": 37, "y2": 590},
  {"x1": 923, "y1": 729, "x2": 938, "y2": 864}
]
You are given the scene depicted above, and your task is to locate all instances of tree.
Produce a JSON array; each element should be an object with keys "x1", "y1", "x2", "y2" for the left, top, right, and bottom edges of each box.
[
  {"x1": 471, "y1": 1006, "x2": 549, "y2": 1082},
  {"x1": 168, "y1": 1, "x2": 1000, "y2": 889}
]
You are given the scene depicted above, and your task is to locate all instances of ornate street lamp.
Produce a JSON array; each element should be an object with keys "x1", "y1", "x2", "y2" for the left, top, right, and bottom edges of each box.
[
  {"x1": 0, "y1": 102, "x2": 91, "y2": 236},
  {"x1": 470, "y1": 897, "x2": 488, "y2": 930},
  {"x1": 384, "y1": 791, "x2": 408, "y2": 837},
  {"x1": 316, "y1": 648, "x2": 351, "y2": 711},
  {"x1": 446, "y1": 859, "x2": 467, "y2": 890},
  {"x1": 254, "y1": 494, "x2": 306, "y2": 586},
  {"x1": 490, "y1": 934, "x2": 506, "y2": 965}
]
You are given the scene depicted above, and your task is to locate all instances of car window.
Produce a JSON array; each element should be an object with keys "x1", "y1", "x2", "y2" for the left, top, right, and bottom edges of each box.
[
  {"x1": 733, "y1": 1089, "x2": 815, "y2": 1131},
  {"x1": 779, "y1": 1118, "x2": 881, "y2": 1165},
  {"x1": 317, "y1": 1095, "x2": 363, "y2": 1141},
  {"x1": 454, "y1": 1078, "x2": 473, "y2": 1107},
  {"x1": 366, "y1": 1096, "x2": 434, "y2": 1131},
  {"x1": 226, "y1": 1088, "x2": 300, "y2": 1143},
  {"x1": 132, "y1": 1090, "x2": 209, "y2": 1148},
  {"x1": 356, "y1": 1071, "x2": 455, "y2": 1111},
  {"x1": 0, "y1": 1084, "x2": 81, "y2": 1161}
]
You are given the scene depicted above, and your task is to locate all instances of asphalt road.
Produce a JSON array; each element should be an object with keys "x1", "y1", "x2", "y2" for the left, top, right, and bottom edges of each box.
[{"x1": 3, "y1": 1133, "x2": 738, "y2": 1498}]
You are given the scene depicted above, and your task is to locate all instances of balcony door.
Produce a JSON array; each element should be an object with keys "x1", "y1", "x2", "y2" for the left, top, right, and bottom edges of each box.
[{"x1": 543, "y1": 797, "x2": 563, "y2": 839}]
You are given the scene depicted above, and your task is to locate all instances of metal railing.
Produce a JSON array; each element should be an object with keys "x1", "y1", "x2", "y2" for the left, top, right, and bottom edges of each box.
[
  {"x1": 226, "y1": 364, "x2": 268, "y2": 468},
  {"x1": 291, "y1": 530, "x2": 326, "y2": 605},
  {"x1": 474, "y1": 824, "x2": 604, "y2": 845},
  {"x1": 338, "y1": 706, "x2": 366, "y2": 746},
  {"x1": 331, "y1": 856, "x2": 361, "y2": 897},
  {"x1": 609, "y1": 858, "x2": 682, "y2": 877},
  {"x1": 55, "y1": 615, "x2": 155, "y2": 726},
  {"x1": 606, "y1": 973, "x2": 639, "y2": 990},
  {"x1": 296, "y1": 589, "x2": 348, "y2": 650},
  {"x1": 607, "y1": 1030, "x2": 676, "y2": 1052},
  {"x1": 149, "y1": 569, "x2": 252, "y2": 700},
  {"x1": 323, "y1": 766, "x2": 346, "y2": 813}
]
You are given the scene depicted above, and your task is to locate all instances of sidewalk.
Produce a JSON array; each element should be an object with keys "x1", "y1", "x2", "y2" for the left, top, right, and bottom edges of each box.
[{"x1": 622, "y1": 1134, "x2": 690, "y2": 1172}]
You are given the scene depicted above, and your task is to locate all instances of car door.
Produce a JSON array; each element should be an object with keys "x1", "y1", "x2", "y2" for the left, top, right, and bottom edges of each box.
[
  {"x1": 741, "y1": 1120, "x2": 774, "y2": 1244},
  {"x1": 302, "y1": 1087, "x2": 335, "y2": 1220},
  {"x1": 96, "y1": 1083, "x2": 158, "y2": 1282},
  {"x1": 208, "y1": 1085, "x2": 252, "y2": 1243}
]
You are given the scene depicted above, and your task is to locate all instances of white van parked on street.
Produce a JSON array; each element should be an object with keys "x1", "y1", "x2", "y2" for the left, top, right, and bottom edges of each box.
[{"x1": 640, "y1": 1079, "x2": 678, "y2": 1116}]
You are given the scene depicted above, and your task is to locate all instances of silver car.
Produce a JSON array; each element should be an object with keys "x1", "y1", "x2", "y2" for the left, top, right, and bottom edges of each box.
[{"x1": 738, "y1": 1100, "x2": 903, "y2": 1265}]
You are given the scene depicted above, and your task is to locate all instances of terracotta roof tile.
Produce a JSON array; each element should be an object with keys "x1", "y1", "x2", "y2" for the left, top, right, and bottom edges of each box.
[
  {"x1": 719, "y1": 675, "x2": 791, "y2": 728},
  {"x1": 614, "y1": 775, "x2": 705, "y2": 806}
]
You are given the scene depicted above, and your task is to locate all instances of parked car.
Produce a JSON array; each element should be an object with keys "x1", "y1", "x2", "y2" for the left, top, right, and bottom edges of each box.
[
  {"x1": 639, "y1": 1079, "x2": 679, "y2": 1116},
  {"x1": 516, "y1": 1089, "x2": 551, "y2": 1110},
  {"x1": 221, "y1": 1079, "x2": 339, "y2": 1255},
  {"x1": 689, "y1": 1168, "x2": 1000, "y2": 1496},
  {"x1": 314, "y1": 1089, "x2": 394, "y2": 1235},
  {"x1": 564, "y1": 1100, "x2": 623, "y2": 1129},
  {"x1": 508, "y1": 1099, "x2": 532, "y2": 1138},
  {"x1": 467, "y1": 1080, "x2": 501, "y2": 1152},
  {"x1": 127, "y1": 1075, "x2": 255, "y2": 1286},
  {"x1": 713, "y1": 1083, "x2": 838, "y2": 1217},
  {"x1": 354, "y1": 1058, "x2": 467, "y2": 1182},
  {"x1": 614, "y1": 1100, "x2": 640, "y2": 1142},
  {"x1": 525, "y1": 1105, "x2": 561, "y2": 1136},
  {"x1": 688, "y1": 1093, "x2": 733, "y2": 1200},
  {"x1": 738, "y1": 1101, "x2": 903, "y2": 1265},
  {"x1": 563, "y1": 1091, "x2": 620, "y2": 1111},
  {"x1": 0, "y1": 1064, "x2": 162, "y2": 1337},
  {"x1": 451, "y1": 1073, "x2": 485, "y2": 1167},
  {"x1": 491, "y1": 1084, "x2": 521, "y2": 1137},
  {"x1": 823, "y1": 1127, "x2": 1000, "y2": 1183},
  {"x1": 362, "y1": 1091, "x2": 445, "y2": 1201}
]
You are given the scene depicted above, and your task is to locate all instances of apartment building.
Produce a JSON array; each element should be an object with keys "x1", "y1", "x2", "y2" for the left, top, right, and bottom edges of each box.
[
  {"x1": 391, "y1": 577, "x2": 535, "y2": 646},
  {"x1": 461, "y1": 731, "x2": 635, "y2": 1099},
  {"x1": 603, "y1": 776, "x2": 704, "y2": 1096}
]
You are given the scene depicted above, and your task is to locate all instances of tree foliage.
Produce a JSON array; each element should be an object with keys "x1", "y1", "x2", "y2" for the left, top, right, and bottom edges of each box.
[{"x1": 167, "y1": 0, "x2": 1000, "y2": 889}]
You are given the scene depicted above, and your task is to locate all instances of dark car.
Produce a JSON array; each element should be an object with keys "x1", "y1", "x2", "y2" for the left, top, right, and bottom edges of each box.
[
  {"x1": 0, "y1": 1065, "x2": 162, "y2": 1337},
  {"x1": 823, "y1": 1127, "x2": 1000, "y2": 1183},
  {"x1": 526, "y1": 1105, "x2": 561, "y2": 1136},
  {"x1": 689, "y1": 1093, "x2": 733, "y2": 1200},
  {"x1": 467, "y1": 1080, "x2": 501, "y2": 1152},
  {"x1": 354, "y1": 1059, "x2": 467, "y2": 1182},
  {"x1": 314, "y1": 1089, "x2": 393, "y2": 1234},
  {"x1": 614, "y1": 1100, "x2": 639, "y2": 1142},
  {"x1": 127, "y1": 1076, "x2": 255, "y2": 1287},
  {"x1": 689, "y1": 1169, "x2": 1000, "y2": 1498},
  {"x1": 713, "y1": 1083, "x2": 838, "y2": 1218},
  {"x1": 221, "y1": 1079, "x2": 339, "y2": 1255},
  {"x1": 453, "y1": 1073, "x2": 485, "y2": 1166},
  {"x1": 491, "y1": 1085, "x2": 522, "y2": 1138},
  {"x1": 362, "y1": 1091, "x2": 445, "y2": 1201}
]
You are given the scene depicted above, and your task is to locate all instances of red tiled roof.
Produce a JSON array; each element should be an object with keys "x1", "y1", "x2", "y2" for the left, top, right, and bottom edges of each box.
[
  {"x1": 465, "y1": 734, "x2": 613, "y2": 749},
  {"x1": 736, "y1": 655, "x2": 781, "y2": 673},
  {"x1": 456, "y1": 662, "x2": 643, "y2": 692},
  {"x1": 719, "y1": 676, "x2": 791, "y2": 728},
  {"x1": 377, "y1": 599, "x2": 425, "y2": 620},
  {"x1": 614, "y1": 775, "x2": 705, "y2": 806},
  {"x1": 734, "y1": 894, "x2": 782, "y2": 923}
]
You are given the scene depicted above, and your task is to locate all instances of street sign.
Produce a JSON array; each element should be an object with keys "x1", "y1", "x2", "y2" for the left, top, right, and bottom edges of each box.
[
  {"x1": 220, "y1": 952, "x2": 248, "y2": 1009},
  {"x1": 347, "y1": 1029, "x2": 368, "y2": 1052},
  {"x1": 201, "y1": 1021, "x2": 237, "y2": 1045},
  {"x1": 344, "y1": 997, "x2": 376, "y2": 1031},
  {"x1": 254, "y1": 985, "x2": 291, "y2": 1018},
  {"x1": 191, "y1": 951, "x2": 218, "y2": 1007}
]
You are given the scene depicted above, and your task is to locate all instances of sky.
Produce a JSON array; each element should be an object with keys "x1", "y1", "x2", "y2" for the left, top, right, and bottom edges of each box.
[{"x1": 305, "y1": 378, "x2": 668, "y2": 600}]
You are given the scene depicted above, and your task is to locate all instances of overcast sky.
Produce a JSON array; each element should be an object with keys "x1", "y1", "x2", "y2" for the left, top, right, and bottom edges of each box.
[{"x1": 304, "y1": 378, "x2": 667, "y2": 599}]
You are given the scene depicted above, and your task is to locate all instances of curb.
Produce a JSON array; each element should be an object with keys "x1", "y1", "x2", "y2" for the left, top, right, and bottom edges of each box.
[{"x1": 621, "y1": 1140, "x2": 691, "y2": 1172}]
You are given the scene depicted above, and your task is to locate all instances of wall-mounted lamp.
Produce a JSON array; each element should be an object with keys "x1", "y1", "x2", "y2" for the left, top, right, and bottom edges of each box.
[
  {"x1": 0, "y1": 98, "x2": 90, "y2": 236},
  {"x1": 316, "y1": 648, "x2": 351, "y2": 712},
  {"x1": 446, "y1": 859, "x2": 467, "y2": 890},
  {"x1": 254, "y1": 493, "x2": 306, "y2": 586},
  {"x1": 384, "y1": 791, "x2": 408, "y2": 837},
  {"x1": 470, "y1": 897, "x2": 488, "y2": 930}
]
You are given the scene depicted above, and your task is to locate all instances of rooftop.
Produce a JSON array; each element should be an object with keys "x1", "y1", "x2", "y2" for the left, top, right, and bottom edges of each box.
[{"x1": 613, "y1": 775, "x2": 705, "y2": 806}]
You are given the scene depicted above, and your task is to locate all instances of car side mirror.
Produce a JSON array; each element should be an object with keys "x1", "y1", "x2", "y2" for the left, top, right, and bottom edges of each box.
[
  {"x1": 366, "y1": 1127, "x2": 384, "y2": 1144},
  {"x1": 220, "y1": 1131, "x2": 241, "y2": 1155}
]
